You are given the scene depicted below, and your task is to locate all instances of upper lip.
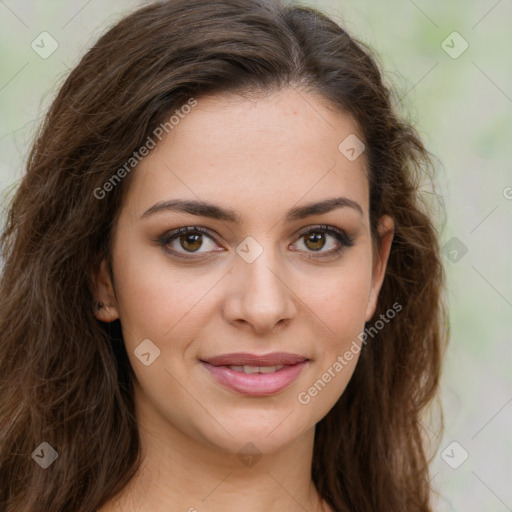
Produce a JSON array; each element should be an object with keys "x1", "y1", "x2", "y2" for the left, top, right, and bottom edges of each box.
[{"x1": 201, "y1": 352, "x2": 309, "y2": 367}]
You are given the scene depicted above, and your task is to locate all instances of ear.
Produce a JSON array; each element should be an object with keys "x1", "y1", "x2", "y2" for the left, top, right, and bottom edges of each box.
[
  {"x1": 365, "y1": 215, "x2": 395, "y2": 322},
  {"x1": 92, "y1": 257, "x2": 120, "y2": 323}
]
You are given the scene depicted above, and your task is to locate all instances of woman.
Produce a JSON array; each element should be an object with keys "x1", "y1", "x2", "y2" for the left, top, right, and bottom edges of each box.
[{"x1": 0, "y1": 0, "x2": 448, "y2": 510}]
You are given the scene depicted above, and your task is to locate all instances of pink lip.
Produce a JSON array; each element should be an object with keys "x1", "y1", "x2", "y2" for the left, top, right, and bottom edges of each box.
[
  {"x1": 201, "y1": 352, "x2": 308, "y2": 367},
  {"x1": 200, "y1": 360, "x2": 309, "y2": 397}
]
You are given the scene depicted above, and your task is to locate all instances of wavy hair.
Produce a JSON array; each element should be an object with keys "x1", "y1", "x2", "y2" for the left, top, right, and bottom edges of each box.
[{"x1": 0, "y1": 0, "x2": 449, "y2": 510}]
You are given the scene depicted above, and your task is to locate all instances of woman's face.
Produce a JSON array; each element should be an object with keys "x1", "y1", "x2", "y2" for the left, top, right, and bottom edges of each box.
[{"x1": 94, "y1": 87, "x2": 394, "y2": 455}]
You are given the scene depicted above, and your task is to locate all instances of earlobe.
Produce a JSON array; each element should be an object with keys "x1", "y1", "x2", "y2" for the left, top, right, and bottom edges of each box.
[
  {"x1": 365, "y1": 215, "x2": 395, "y2": 322},
  {"x1": 92, "y1": 258, "x2": 119, "y2": 323}
]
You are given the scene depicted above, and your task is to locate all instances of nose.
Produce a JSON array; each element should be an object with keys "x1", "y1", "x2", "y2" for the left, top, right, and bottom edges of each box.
[{"x1": 222, "y1": 242, "x2": 297, "y2": 335}]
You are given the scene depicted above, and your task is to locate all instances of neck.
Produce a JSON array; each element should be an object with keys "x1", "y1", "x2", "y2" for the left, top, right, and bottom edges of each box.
[{"x1": 99, "y1": 384, "x2": 332, "y2": 512}]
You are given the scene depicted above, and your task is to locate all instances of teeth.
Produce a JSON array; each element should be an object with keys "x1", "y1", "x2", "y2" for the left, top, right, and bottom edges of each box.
[
  {"x1": 258, "y1": 365, "x2": 281, "y2": 373},
  {"x1": 227, "y1": 364, "x2": 285, "y2": 373}
]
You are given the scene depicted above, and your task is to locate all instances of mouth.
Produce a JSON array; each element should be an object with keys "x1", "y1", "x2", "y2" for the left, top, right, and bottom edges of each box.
[
  {"x1": 218, "y1": 364, "x2": 286, "y2": 374},
  {"x1": 199, "y1": 352, "x2": 310, "y2": 396},
  {"x1": 200, "y1": 352, "x2": 309, "y2": 367}
]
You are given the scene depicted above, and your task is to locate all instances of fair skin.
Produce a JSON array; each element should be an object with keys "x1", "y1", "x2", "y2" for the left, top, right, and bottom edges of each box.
[{"x1": 94, "y1": 87, "x2": 394, "y2": 512}]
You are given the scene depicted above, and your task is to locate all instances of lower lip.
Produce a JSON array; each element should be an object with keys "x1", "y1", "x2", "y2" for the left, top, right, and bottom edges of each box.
[{"x1": 200, "y1": 361, "x2": 309, "y2": 397}]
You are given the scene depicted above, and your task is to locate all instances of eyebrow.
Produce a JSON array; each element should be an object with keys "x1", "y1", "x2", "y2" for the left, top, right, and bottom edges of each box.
[{"x1": 141, "y1": 196, "x2": 363, "y2": 222}]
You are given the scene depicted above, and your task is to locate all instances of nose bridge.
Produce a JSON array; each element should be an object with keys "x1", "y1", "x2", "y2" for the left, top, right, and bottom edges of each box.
[
  {"x1": 226, "y1": 234, "x2": 296, "y2": 329},
  {"x1": 237, "y1": 234, "x2": 286, "y2": 296}
]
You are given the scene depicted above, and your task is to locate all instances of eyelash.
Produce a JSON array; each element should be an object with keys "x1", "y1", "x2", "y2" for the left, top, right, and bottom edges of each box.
[{"x1": 157, "y1": 224, "x2": 355, "y2": 261}]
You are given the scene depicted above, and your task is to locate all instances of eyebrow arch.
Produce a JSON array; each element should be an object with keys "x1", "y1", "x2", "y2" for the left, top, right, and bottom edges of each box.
[{"x1": 141, "y1": 196, "x2": 363, "y2": 222}]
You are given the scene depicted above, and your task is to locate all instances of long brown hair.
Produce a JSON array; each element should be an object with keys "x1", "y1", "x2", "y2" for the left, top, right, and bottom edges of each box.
[{"x1": 0, "y1": 0, "x2": 448, "y2": 510}]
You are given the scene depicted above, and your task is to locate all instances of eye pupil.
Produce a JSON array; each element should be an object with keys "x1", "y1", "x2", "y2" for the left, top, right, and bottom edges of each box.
[
  {"x1": 305, "y1": 232, "x2": 325, "y2": 251},
  {"x1": 180, "y1": 233, "x2": 202, "y2": 252}
]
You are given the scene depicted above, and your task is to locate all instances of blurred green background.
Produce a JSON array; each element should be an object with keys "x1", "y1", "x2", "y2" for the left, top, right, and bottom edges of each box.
[{"x1": 1, "y1": 1, "x2": 511, "y2": 510}]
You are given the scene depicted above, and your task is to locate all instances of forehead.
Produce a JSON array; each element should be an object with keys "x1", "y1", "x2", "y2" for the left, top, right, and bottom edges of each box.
[{"x1": 123, "y1": 88, "x2": 369, "y2": 223}]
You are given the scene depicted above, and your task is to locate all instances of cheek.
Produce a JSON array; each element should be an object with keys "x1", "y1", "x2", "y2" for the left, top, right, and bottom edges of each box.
[
  {"x1": 297, "y1": 307, "x2": 368, "y2": 418},
  {"x1": 111, "y1": 238, "x2": 194, "y2": 346},
  {"x1": 308, "y1": 258, "x2": 372, "y2": 342},
  {"x1": 298, "y1": 256, "x2": 372, "y2": 405},
  {"x1": 114, "y1": 268, "x2": 206, "y2": 346}
]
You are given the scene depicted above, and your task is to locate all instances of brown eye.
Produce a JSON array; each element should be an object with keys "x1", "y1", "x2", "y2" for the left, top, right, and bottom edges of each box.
[
  {"x1": 179, "y1": 232, "x2": 203, "y2": 252},
  {"x1": 158, "y1": 226, "x2": 220, "y2": 259},
  {"x1": 303, "y1": 231, "x2": 326, "y2": 251},
  {"x1": 292, "y1": 225, "x2": 355, "y2": 258}
]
